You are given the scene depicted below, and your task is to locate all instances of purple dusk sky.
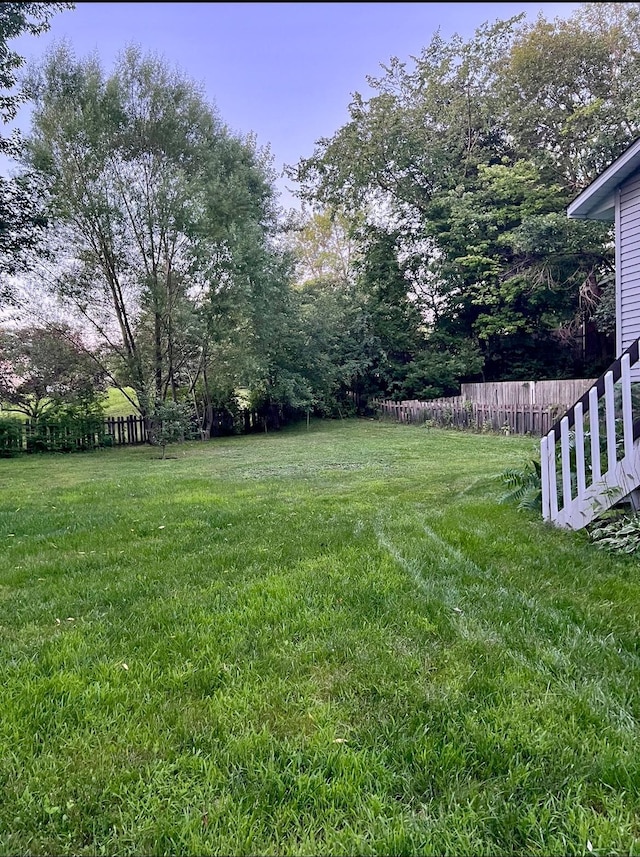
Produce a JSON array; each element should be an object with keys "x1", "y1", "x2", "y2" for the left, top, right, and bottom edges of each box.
[{"x1": 7, "y1": 1, "x2": 582, "y2": 208}]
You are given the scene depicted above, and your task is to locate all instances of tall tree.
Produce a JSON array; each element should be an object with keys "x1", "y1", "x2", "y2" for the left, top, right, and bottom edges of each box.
[
  {"x1": 0, "y1": 2, "x2": 73, "y2": 286},
  {"x1": 25, "y1": 44, "x2": 283, "y2": 418},
  {"x1": 291, "y1": 5, "x2": 631, "y2": 386},
  {"x1": 283, "y1": 208, "x2": 383, "y2": 412},
  {"x1": 501, "y1": 3, "x2": 640, "y2": 191},
  {"x1": 0, "y1": 323, "x2": 105, "y2": 420}
]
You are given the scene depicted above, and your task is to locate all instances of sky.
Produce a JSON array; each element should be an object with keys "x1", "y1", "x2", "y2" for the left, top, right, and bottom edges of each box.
[{"x1": 7, "y1": 1, "x2": 583, "y2": 209}]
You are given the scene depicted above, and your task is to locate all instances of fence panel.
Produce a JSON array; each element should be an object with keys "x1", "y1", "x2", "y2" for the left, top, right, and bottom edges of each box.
[
  {"x1": 103, "y1": 415, "x2": 150, "y2": 445},
  {"x1": 460, "y1": 379, "x2": 595, "y2": 407},
  {"x1": 372, "y1": 397, "x2": 563, "y2": 437}
]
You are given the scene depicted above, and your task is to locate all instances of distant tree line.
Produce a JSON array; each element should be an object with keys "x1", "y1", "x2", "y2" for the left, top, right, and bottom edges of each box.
[
  {"x1": 289, "y1": 4, "x2": 640, "y2": 395},
  {"x1": 1, "y1": 3, "x2": 638, "y2": 445}
]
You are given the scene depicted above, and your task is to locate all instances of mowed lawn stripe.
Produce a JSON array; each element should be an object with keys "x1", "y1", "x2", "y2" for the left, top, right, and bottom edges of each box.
[{"x1": 0, "y1": 420, "x2": 638, "y2": 856}]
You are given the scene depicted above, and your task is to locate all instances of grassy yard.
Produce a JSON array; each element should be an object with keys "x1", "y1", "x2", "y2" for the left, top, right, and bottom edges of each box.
[
  {"x1": 0, "y1": 419, "x2": 638, "y2": 856},
  {"x1": 103, "y1": 387, "x2": 139, "y2": 417}
]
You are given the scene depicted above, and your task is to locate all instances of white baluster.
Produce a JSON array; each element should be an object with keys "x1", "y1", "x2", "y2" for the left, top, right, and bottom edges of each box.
[
  {"x1": 574, "y1": 401, "x2": 586, "y2": 497},
  {"x1": 621, "y1": 353, "x2": 634, "y2": 460},
  {"x1": 560, "y1": 416, "x2": 572, "y2": 509},
  {"x1": 541, "y1": 436, "x2": 550, "y2": 521},
  {"x1": 589, "y1": 387, "x2": 601, "y2": 484},
  {"x1": 604, "y1": 371, "x2": 617, "y2": 474},
  {"x1": 548, "y1": 431, "x2": 558, "y2": 519}
]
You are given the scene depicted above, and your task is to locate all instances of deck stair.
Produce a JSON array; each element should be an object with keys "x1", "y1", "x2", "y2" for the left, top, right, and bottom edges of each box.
[{"x1": 541, "y1": 338, "x2": 640, "y2": 529}]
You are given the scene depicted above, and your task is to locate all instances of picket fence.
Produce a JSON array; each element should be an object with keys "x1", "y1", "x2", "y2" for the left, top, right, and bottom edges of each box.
[
  {"x1": 104, "y1": 410, "x2": 268, "y2": 445},
  {"x1": 104, "y1": 415, "x2": 147, "y2": 445},
  {"x1": 372, "y1": 397, "x2": 565, "y2": 437}
]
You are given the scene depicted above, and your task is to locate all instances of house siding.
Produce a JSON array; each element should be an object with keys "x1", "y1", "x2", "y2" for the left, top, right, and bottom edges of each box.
[{"x1": 618, "y1": 170, "x2": 640, "y2": 361}]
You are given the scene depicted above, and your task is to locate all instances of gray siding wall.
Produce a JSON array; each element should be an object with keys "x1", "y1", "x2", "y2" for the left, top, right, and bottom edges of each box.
[{"x1": 619, "y1": 170, "x2": 640, "y2": 354}]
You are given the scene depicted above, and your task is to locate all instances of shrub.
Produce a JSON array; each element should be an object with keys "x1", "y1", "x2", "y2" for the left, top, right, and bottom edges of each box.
[
  {"x1": 589, "y1": 513, "x2": 640, "y2": 554},
  {"x1": 148, "y1": 401, "x2": 195, "y2": 458},
  {"x1": 498, "y1": 458, "x2": 542, "y2": 512},
  {"x1": 0, "y1": 416, "x2": 24, "y2": 457},
  {"x1": 25, "y1": 402, "x2": 106, "y2": 453}
]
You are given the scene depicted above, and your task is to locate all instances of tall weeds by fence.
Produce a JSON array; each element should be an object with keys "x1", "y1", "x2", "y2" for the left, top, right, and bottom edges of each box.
[{"x1": 372, "y1": 397, "x2": 565, "y2": 437}]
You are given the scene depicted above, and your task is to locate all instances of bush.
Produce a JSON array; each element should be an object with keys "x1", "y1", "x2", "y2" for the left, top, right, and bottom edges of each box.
[
  {"x1": 498, "y1": 458, "x2": 542, "y2": 512},
  {"x1": 0, "y1": 417, "x2": 24, "y2": 457},
  {"x1": 148, "y1": 401, "x2": 195, "y2": 458},
  {"x1": 25, "y1": 402, "x2": 106, "y2": 453},
  {"x1": 589, "y1": 513, "x2": 640, "y2": 554}
]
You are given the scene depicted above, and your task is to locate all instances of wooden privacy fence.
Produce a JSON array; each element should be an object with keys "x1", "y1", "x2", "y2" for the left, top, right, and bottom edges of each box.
[
  {"x1": 372, "y1": 397, "x2": 564, "y2": 437},
  {"x1": 461, "y1": 378, "x2": 595, "y2": 407}
]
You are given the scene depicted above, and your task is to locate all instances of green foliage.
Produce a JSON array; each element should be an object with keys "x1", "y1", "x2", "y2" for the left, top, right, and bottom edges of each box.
[
  {"x1": 0, "y1": 3, "x2": 73, "y2": 284},
  {"x1": 0, "y1": 324, "x2": 106, "y2": 420},
  {"x1": 590, "y1": 512, "x2": 640, "y2": 554},
  {"x1": 0, "y1": 397, "x2": 107, "y2": 457},
  {"x1": 502, "y1": 4, "x2": 640, "y2": 190},
  {"x1": 0, "y1": 416, "x2": 23, "y2": 456},
  {"x1": 290, "y1": 6, "x2": 633, "y2": 388},
  {"x1": 24, "y1": 400, "x2": 106, "y2": 453},
  {"x1": 592, "y1": 272, "x2": 617, "y2": 336},
  {"x1": 353, "y1": 228, "x2": 430, "y2": 399},
  {"x1": 147, "y1": 401, "x2": 194, "y2": 457},
  {"x1": 402, "y1": 334, "x2": 484, "y2": 400},
  {"x1": 0, "y1": 171, "x2": 49, "y2": 282},
  {"x1": 498, "y1": 457, "x2": 542, "y2": 512},
  {"x1": 285, "y1": 209, "x2": 383, "y2": 414},
  {"x1": 497, "y1": 427, "x2": 583, "y2": 515}
]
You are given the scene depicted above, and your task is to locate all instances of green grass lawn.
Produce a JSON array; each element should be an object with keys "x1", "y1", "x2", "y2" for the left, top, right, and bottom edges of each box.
[
  {"x1": 0, "y1": 419, "x2": 638, "y2": 856},
  {"x1": 103, "y1": 387, "x2": 139, "y2": 417}
]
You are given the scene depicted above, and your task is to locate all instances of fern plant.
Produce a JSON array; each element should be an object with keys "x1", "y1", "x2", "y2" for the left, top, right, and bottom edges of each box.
[
  {"x1": 499, "y1": 428, "x2": 583, "y2": 515},
  {"x1": 498, "y1": 458, "x2": 542, "y2": 512}
]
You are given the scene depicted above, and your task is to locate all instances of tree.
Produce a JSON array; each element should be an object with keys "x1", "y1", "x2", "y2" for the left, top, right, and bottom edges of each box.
[
  {"x1": 147, "y1": 399, "x2": 192, "y2": 458},
  {"x1": 25, "y1": 44, "x2": 284, "y2": 421},
  {"x1": 500, "y1": 3, "x2": 640, "y2": 192},
  {"x1": 283, "y1": 208, "x2": 382, "y2": 413},
  {"x1": 0, "y1": 3, "x2": 73, "y2": 285},
  {"x1": 290, "y1": 6, "x2": 632, "y2": 387},
  {"x1": 353, "y1": 227, "x2": 485, "y2": 399},
  {"x1": 292, "y1": 17, "x2": 520, "y2": 223},
  {"x1": 286, "y1": 207, "x2": 360, "y2": 284},
  {"x1": 0, "y1": 323, "x2": 105, "y2": 420}
]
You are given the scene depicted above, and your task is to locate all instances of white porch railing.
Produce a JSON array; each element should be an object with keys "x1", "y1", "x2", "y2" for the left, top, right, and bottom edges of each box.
[{"x1": 541, "y1": 338, "x2": 640, "y2": 530}]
